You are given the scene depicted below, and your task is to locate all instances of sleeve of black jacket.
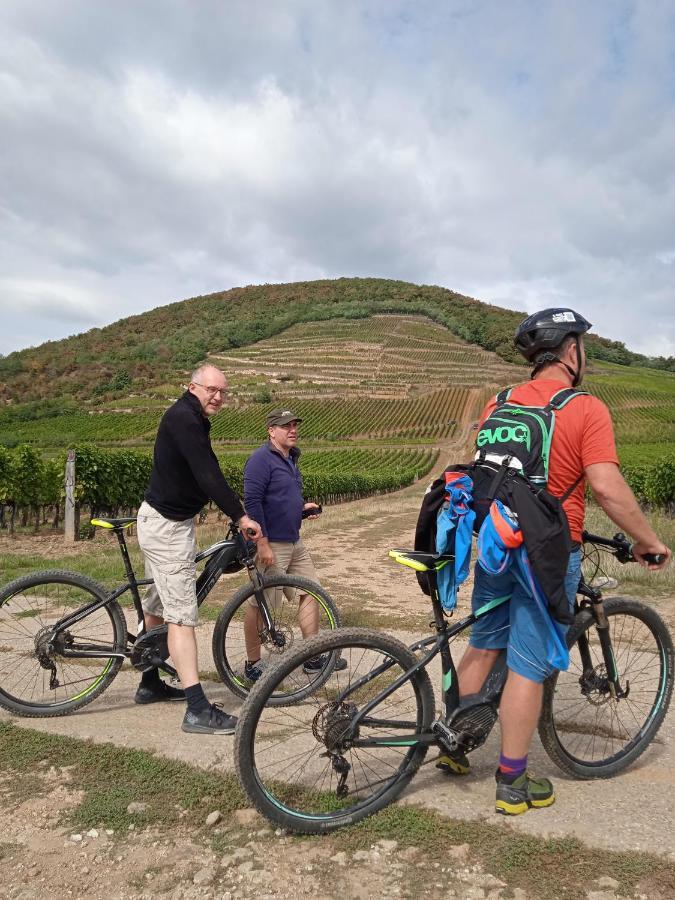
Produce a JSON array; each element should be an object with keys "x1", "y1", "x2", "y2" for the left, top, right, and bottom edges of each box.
[{"x1": 177, "y1": 413, "x2": 245, "y2": 522}]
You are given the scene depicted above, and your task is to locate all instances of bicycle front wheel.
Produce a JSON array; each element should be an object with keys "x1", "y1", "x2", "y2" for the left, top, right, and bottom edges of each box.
[
  {"x1": 235, "y1": 628, "x2": 436, "y2": 835},
  {"x1": 539, "y1": 597, "x2": 674, "y2": 778},
  {"x1": 0, "y1": 570, "x2": 126, "y2": 717},
  {"x1": 212, "y1": 574, "x2": 341, "y2": 705}
]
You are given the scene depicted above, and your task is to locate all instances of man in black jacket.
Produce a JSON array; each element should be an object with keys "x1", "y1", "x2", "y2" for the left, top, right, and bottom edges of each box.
[{"x1": 136, "y1": 364, "x2": 261, "y2": 735}]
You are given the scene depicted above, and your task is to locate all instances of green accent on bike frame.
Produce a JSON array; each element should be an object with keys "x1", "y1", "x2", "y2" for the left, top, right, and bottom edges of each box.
[
  {"x1": 68, "y1": 657, "x2": 116, "y2": 701},
  {"x1": 638, "y1": 642, "x2": 668, "y2": 728},
  {"x1": 474, "y1": 594, "x2": 511, "y2": 617},
  {"x1": 443, "y1": 669, "x2": 453, "y2": 692},
  {"x1": 375, "y1": 739, "x2": 420, "y2": 746},
  {"x1": 231, "y1": 588, "x2": 338, "y2": 689}
]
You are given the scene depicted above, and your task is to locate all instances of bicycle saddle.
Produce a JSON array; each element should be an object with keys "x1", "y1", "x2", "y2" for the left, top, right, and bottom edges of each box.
[
  {"x1": 388, "y1": 549, "x2": 454, "y2": 572},
  {"x1": 90, "y1": 517, "x2": 137, "y2": 530}
]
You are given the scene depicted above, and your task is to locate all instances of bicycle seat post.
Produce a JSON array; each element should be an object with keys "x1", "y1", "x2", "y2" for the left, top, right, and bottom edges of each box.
[{"x1": 115, "y1": 528, "x2": 139, "y2": 590}]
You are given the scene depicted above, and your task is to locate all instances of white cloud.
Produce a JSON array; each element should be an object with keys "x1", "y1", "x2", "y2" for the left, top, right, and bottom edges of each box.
[{"x1": 0, "y1": 0, "x2": 674, "y2": 357}]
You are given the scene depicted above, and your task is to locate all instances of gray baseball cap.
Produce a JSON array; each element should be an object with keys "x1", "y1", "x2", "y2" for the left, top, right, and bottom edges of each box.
[{"x1": 266, "y1": 409, "x2": 302, "y2": 426}]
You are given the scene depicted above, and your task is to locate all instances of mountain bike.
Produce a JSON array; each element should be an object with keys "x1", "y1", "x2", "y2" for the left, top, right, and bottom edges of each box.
[
  {"x1": 0, "y1": 518, "x2": 340, "y2": 717},
  {"x1": 234, "y1": 532, "x2": 673, "y2": 834}
]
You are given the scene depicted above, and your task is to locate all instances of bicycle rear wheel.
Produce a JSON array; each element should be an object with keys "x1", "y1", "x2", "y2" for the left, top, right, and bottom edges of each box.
[
  {"x1": 235, "y1": 628, "x2": 435, "y2": 835},
  {"x1": 212, "y1": 574, "x2": 341, "y2": 705},
  {"x1": 0, "y1": 570, "x2": 126, "y2": 717},
  {"x1": 539, "y1": 597, "x2": 674, "y2": 778}
]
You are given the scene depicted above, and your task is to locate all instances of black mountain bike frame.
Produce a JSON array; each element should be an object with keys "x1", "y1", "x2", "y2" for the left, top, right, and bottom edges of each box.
[
  {"x1": 334, "y1": 532, "x2": 635, "y2": 751},
  {"x1": 47, "y1": 523, "x2": 274, "y2": 677}
]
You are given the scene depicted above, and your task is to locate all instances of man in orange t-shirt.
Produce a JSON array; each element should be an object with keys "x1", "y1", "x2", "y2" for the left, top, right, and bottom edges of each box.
[{"x1": 438, "y1": 308, "x2": 671, "y2": 816}]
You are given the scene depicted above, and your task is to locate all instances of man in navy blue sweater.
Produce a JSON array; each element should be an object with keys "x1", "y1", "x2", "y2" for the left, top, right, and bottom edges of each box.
[{"x1": 242, "y1": 409, "x2": 346, "y2": 679}]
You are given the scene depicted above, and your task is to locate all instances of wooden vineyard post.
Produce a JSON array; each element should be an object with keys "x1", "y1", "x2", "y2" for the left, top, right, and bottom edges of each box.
[{"x1": 64, "y1": 450, "x2": 79, "y2": 542}]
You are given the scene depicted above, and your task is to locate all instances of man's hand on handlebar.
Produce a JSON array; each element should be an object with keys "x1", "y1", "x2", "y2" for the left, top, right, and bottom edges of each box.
[
  {"x1": 254, "y1": 536, "x2": 276, "y2": 568},
  {"x1": 237, "y1": 514, "x2": 262, "y2": 541},
  {"x1": 631, "y1": 540, "x2": 671, "y2": 571}
]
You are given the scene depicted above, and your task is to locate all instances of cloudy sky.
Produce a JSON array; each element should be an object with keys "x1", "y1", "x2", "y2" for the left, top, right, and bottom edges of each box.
[{"x1": 1, "y1": 0, "x2": 674, "y2": 357}]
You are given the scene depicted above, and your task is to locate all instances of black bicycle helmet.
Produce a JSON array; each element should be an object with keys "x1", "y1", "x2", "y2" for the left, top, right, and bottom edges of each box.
[
  {"x1": 514, "y1": 307, "x2": 592, "y2": 386},
  {"x1": 514, "y1": 308, "x2": 592, "y2": 361}
]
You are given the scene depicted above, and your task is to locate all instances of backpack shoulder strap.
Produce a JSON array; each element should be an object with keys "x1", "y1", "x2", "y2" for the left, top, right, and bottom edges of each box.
[
  {"x1": 495, "y1": 388, "x2": 512, "y2": 405},
  {"x1": 548, "y1": 388, "x2": 588, "y2": 411}
]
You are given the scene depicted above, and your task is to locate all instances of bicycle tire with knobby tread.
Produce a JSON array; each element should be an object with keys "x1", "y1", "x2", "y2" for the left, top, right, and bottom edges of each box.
[
  {"x1": 211, "y1": 574, "x2": 341, "y2": 705},
  {"x1": 235, "y1": 627, "x2": 436, "y2": 835},
  {"x1": 539, "y1": 597, "x2": 674, "y2": 778},
  {"x1": 0, "y1": 569, "x2": 126, "y2": 717}
]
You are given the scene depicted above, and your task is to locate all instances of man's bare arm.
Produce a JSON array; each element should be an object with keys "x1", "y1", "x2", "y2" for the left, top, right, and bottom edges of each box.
[{"x1": 584, "y1": 462, "x2": 671, "y2": 569}]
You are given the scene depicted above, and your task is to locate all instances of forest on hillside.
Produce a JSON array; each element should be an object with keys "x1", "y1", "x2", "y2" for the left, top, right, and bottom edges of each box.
[{"x1": 2, "y1": 278, "x2": 672, "y2": 406}]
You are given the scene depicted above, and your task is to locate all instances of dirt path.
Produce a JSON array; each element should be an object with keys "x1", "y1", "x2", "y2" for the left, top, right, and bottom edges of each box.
[
  {"x1": 0, "y1": 486, "x2": 675, "y2": 898},
  {"x1": 2, "y1": 483, "x2": 674, "y2": 866}
]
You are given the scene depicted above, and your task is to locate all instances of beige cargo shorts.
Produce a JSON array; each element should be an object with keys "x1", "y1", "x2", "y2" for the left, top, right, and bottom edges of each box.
[
  {"x1": 136, "y1": 501, "x2": 199, "y2": 626},
  {"x1": 248, "y1": 538, "x2": 319, "y2": 609}
]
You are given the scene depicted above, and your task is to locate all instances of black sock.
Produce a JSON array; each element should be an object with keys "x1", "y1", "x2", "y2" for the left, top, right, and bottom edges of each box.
[
  {"x1": 185, "y1": 683, "x2": 210, "y2": 714},
  {"x1": 140, "y1": 668, "x2": 162, "y2": 688}
]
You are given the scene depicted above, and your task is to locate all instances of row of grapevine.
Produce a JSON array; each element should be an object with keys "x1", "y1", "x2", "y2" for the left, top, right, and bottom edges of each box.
[
  {"x1": 5, "y1": 388, "x2": 471, "y2": 446},
  {"x1": 0, "y1": 445, "x2": 439, "y2": 531}
]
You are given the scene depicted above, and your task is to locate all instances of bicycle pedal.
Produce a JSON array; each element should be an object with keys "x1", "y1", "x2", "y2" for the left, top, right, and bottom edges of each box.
[{"x1": 431, "y1": 718, "x2": 460, "y2": 752}]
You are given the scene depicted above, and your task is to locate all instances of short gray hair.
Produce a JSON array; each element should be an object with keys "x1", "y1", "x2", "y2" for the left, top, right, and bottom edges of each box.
[{"x1": 190, "y1": 364, "x2": 224, "y2": 384}]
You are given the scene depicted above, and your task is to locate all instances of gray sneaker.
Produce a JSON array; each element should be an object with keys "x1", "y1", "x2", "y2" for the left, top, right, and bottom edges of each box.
[{"x1": 181, "y1": 703, "x2": 238, "y2": 735}]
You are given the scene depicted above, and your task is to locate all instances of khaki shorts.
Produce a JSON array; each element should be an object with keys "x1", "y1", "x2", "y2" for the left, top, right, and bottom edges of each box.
[
  {"x1": 136, "y1": 501, "x2": 199, "y2": 627},
  {"x1": 248, "y1": 539, "x2": 319, "y2": 609}
]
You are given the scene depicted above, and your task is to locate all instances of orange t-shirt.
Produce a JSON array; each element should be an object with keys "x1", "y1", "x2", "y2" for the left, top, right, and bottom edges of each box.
[{"x1": 479, "y1": 379, "x2": 619, "y2": 543}]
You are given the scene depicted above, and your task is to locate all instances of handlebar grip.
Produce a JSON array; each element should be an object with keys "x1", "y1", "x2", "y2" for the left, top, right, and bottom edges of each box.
[
  {"x1": 302, "y1": 504, "x2": 322, "y2": 519},
  {"x1": 641, "y1": 552, "x2": 665, "y2": 566}
]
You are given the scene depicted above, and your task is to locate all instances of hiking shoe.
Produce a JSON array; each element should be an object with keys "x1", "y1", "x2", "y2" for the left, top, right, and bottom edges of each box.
[
  {"x1": 134, "y1": 680, "x2": 185, "y2": 705},
  {"x1": 495, "y1": 771, "x2": 555, "y2": 816},
  {"x1": 303, "y1": 654, "x2": 348, "y2": 674},
  {"x1": 244, "y1": 659, "x2": 266, "y2": 682},
  {"x1": 181, "y1": 704, "x2": 238, "y2": 735},
  {"x1": 435, "y1": 750, "x2": 471, "y2": 776}
]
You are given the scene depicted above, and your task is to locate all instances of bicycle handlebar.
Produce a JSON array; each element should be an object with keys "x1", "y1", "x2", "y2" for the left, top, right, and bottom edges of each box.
[{"x1": 582, "y1": 531, "x2": 665, "y2": 566}]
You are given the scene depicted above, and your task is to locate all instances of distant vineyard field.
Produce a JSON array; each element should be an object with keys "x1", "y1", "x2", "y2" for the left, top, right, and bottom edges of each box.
[
  {"x1": 4, "y1": 386, "x2": 473, "y2": 446},
  {"x1": 585, "y1": 375, "x2": 675, "y2": 446},
  {"x1": 0, "y1": 445, "x2": 439, "y2": 530}
]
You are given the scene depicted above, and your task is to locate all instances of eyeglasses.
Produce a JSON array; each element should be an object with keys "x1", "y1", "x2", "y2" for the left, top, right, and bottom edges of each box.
[{"x1": 192, "y1": 383, "x2": 228, "y2": 397}]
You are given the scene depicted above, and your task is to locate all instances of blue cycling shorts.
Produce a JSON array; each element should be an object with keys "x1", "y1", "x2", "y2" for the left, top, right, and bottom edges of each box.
[{"x1": 468, "y1": 549, "x2": 582, "y2": 683}]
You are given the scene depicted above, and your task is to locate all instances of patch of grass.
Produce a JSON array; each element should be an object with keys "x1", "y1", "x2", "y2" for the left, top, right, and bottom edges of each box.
[
  {"x1": 321, "y1": 581, "x2": 430, "y2": 632},
  {"x1": 340, "y1": 804, "x2": 675, "y2": 900},
  {"x1": 3, "y1": 722, "x2": 675, "y2": 900},
  {"x1": 583, "y1": 504, "x2": 675, "y2": 600},
  {"x1": 0, "y1": 722, "x2": 245, "y2": 833}
]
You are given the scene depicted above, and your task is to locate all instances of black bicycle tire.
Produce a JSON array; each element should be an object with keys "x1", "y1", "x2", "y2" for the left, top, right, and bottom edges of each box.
[
  {"x1": 212, "y1": 574, "x2": 341, "y2": 706},
  {"x1": 0, "y1": 569, "x2": 126, "y2": 718},
  {"x1": 235, "y1": 627, "x2": 436, "y2": 835},
  {"x1": 539, "y1": 597, "x2": 674, "y2": 778}
]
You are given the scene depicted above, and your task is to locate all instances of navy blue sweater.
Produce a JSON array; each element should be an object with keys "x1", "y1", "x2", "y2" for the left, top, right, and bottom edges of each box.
[
  {"x1": 244, "y1": 442, "x2": 304, "y2": 542},
  {"x1": 145, "y1": 391, "x2": 245, "y2": 522}
]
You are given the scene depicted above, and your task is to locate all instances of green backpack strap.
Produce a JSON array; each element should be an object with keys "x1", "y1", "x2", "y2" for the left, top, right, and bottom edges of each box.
[
  {"x1": 548, "y1": 388, "x2": 588, "y2": 410},
  {"x1": 495, "y1": 388, "x2": 512, "y2": 405},
  {"x1": 549, "y1": 388, "x2": 588, "y2": 501}
]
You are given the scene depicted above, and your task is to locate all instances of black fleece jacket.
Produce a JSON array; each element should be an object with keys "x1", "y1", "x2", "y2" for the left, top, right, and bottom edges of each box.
[{"x1": 144, "y1": 391, "x2": 245, "y2": 522}]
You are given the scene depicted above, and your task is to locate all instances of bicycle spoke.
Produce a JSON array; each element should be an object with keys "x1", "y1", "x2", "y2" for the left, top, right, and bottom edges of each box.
[
  {"x1": 0, "y1": 578, "x2": 122, "y2": 711},
  {"x1": 245, "y1": 636, "x2": 430, "y2": 819}
]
